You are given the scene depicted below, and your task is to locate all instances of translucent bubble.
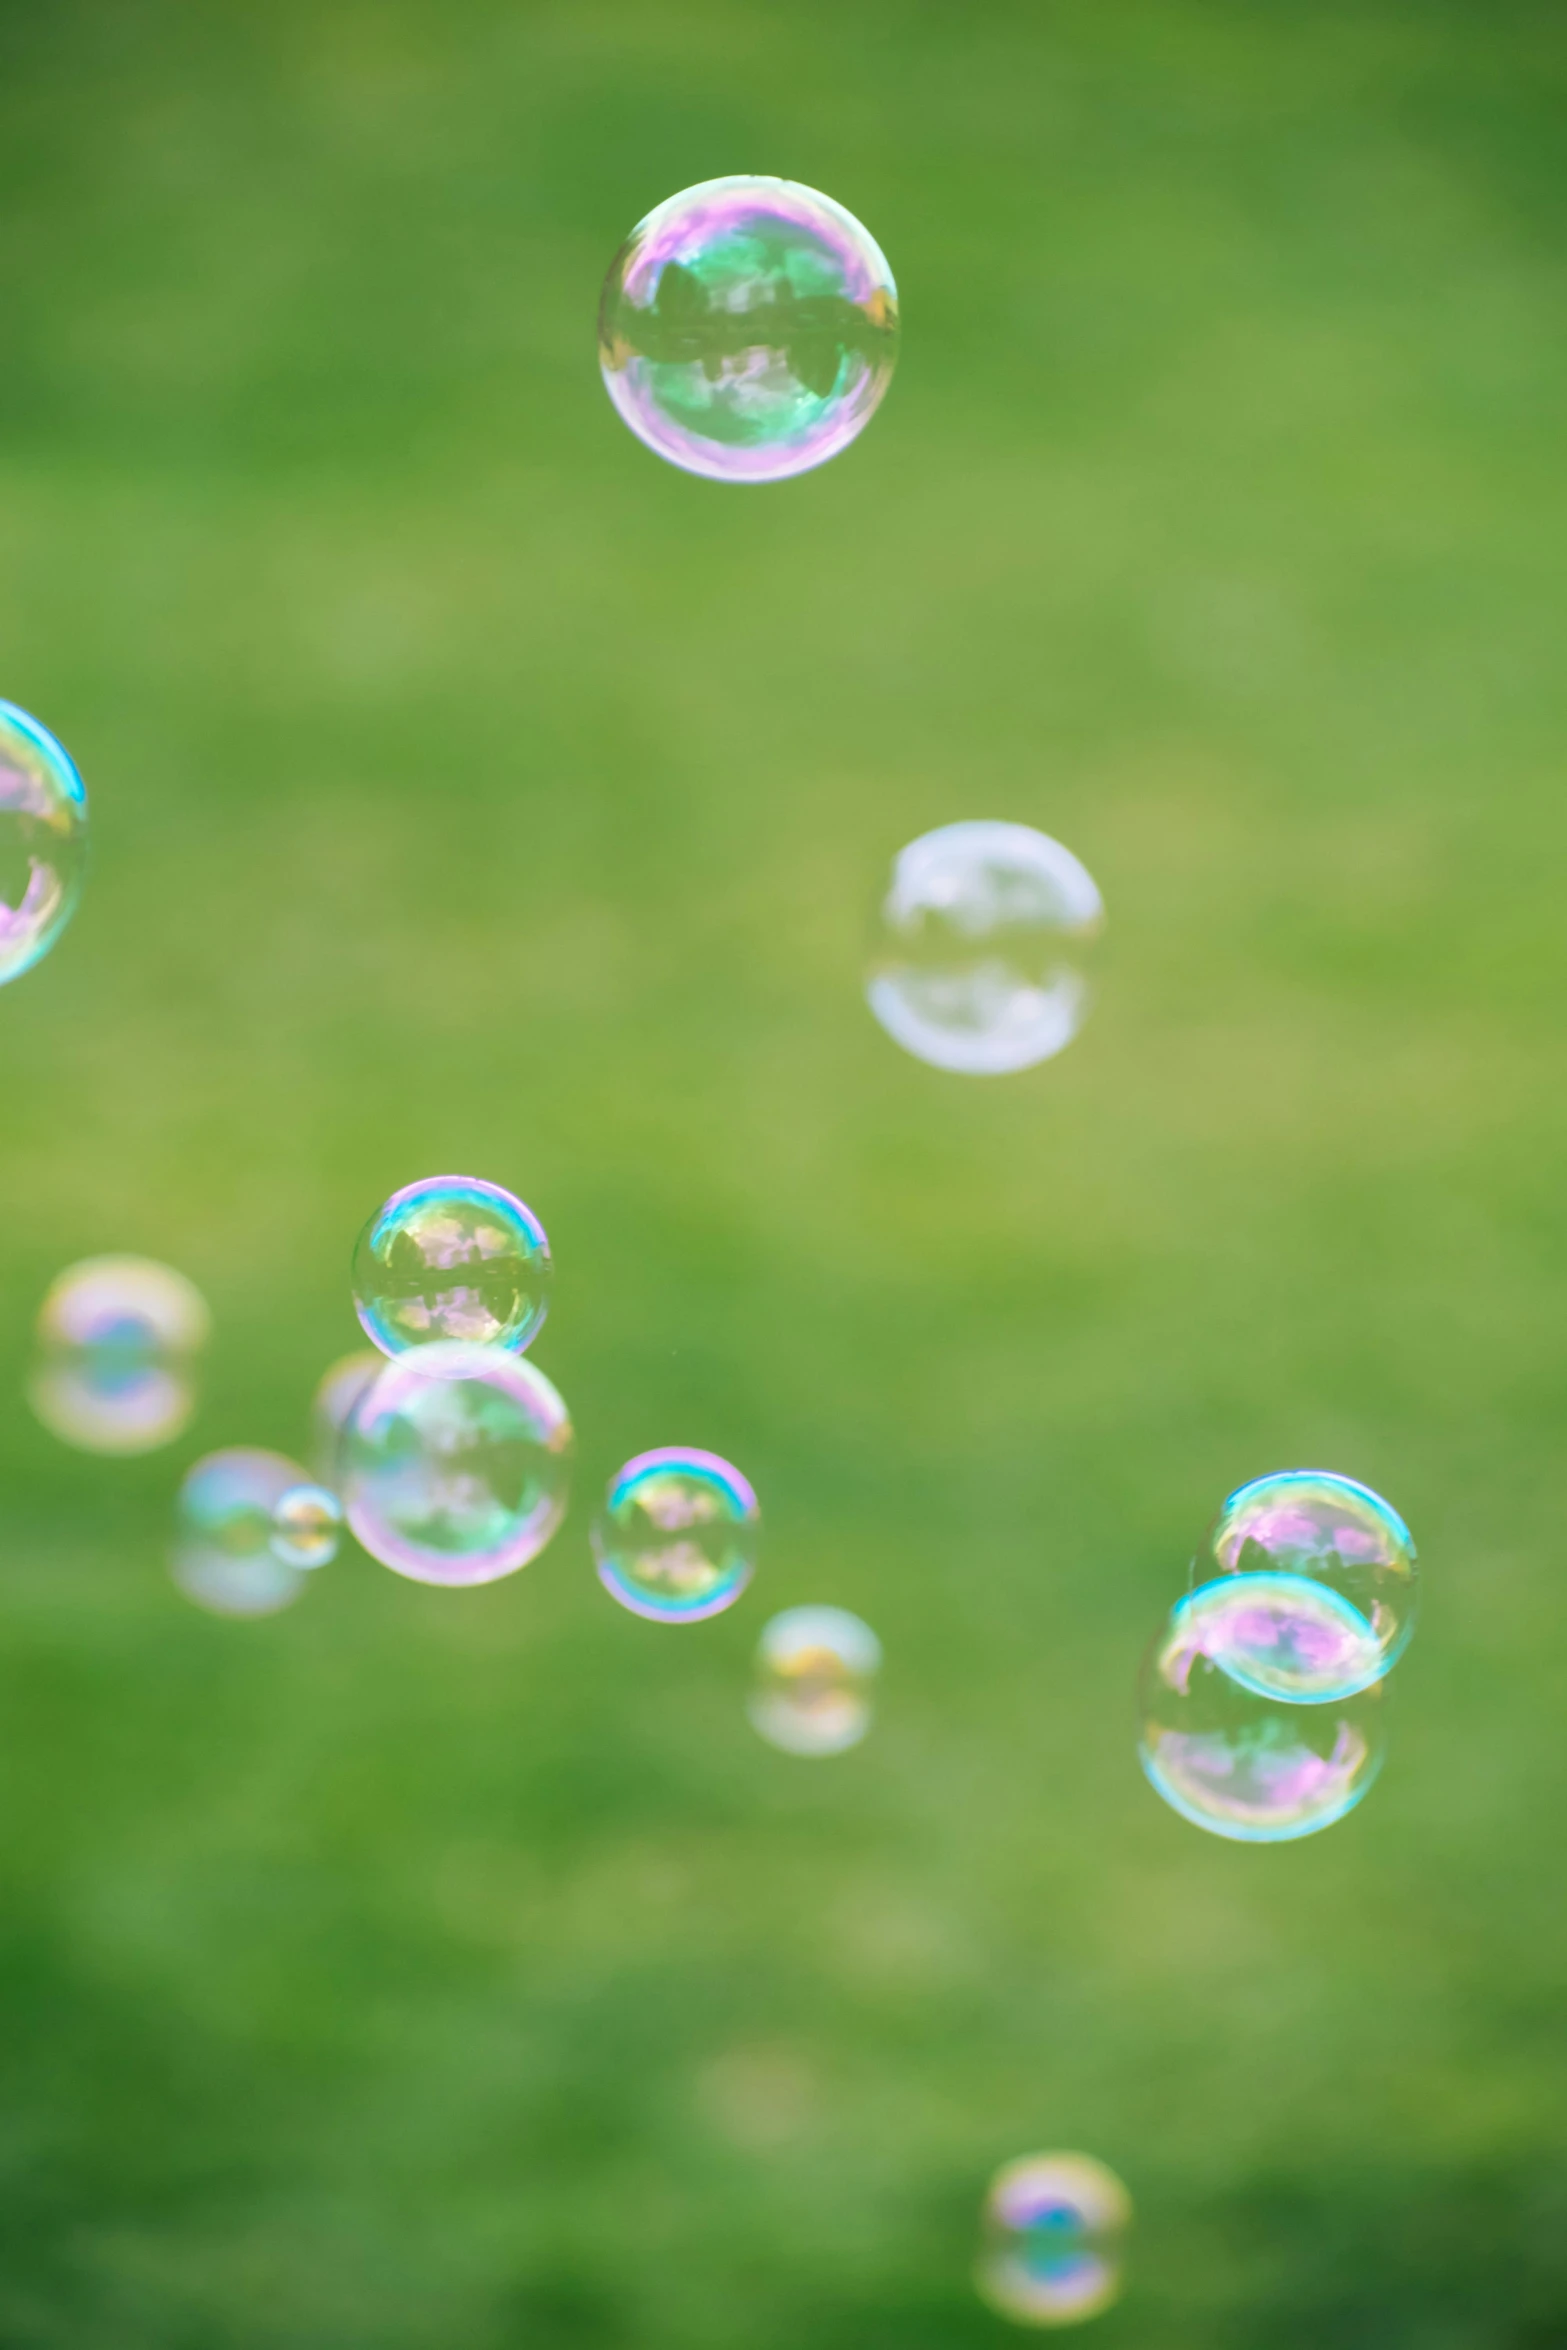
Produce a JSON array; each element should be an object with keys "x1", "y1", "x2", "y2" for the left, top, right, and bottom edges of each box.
[
  {"x1": 173, "y1": 1448, "x2": 312, "y2": 1618},
  {"x1": 352, "y1": 1175, "x2": 551, "y2": 1358},
  {"x1": 976, "y1": 2153, "x2": 1131, "y2": 2329},
  {"x1": 867, "y1": 823, "x2": 1104, "y2": 1075},
  {"x1": 599, "y1": 176, "x2": 898, "y2": 484},
  {"x1": 272, "y1": 1482, "x2": 342, "y2": 1570},
  {"x1": 1198, "y1": 1468, "x2": 1417, "y2": 1694},
  {"x1": 29, "y1": 1255, "x2": 210, "y2": 1455},
  {"x1": 592, "y1": 1448, "x2": 758, "y2": 1623},
  {"x1": 0, "y1": 700, "x2": 88, "y2": 987},
  {"x1": 749, "y1": 1605, "x2": 881, "y2": 1754},
  {"x1": 1139, "y1": 1590, "x2": 1387, "y2": 1842},
  {"x1": 343, "y1": 1341, "x2": 572, "y2": 1587},
  {"x1": 1180, "y1": 1569, "x2": 1383, "y2": 1706},
  {"x1": 309, "y1": 1348, "x2": 383, "y2": 1483}
]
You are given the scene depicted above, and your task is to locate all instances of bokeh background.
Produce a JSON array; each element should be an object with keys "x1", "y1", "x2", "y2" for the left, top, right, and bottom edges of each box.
[{"x1": 2, "y1": 2, "x2": 1565, "y2": 2342}]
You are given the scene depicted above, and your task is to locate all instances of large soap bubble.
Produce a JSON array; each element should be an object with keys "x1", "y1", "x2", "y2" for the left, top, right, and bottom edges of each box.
[
  {"x1": 592, "y1": 1447, "x2": 757, "y2": 1622},
  {"x1": 173, "y1": 1448, "x2": 312, "y2": 1618},
  {"x1": 0, "y1": 700, "x2": 88, "y2": 987},
  {"x1": 976, "y1": 2152, "x2": 1131, "y2": 2328},
  {"x1": 1139, "y1": 1589, "x2": 1386, "y2": 1842},
  {"x1": 1198, "y1": 1468, "x2": 1416, "y2": 1695},
  {"x1": 343, "y1": 1342, "x2": 572, "y2": 1586},
  {"x1": 30, "y1": 1254, "x2": 209, "y2": 1455},
  {"x1": 749, "y1": 1605, "x2": 881, "y2": 1754},
  {"x1": 599, "y1": 175, "x2": 899, "y2": 483},
  {"x1": 867, "y1": 822, "x2": 1104, "y2": 1074},
  {"x1": 352, "y1": 1175, "x2": 551, "y2": 1358}
]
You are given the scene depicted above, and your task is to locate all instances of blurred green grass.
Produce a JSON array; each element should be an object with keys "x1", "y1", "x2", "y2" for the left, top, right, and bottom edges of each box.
[{"x1": 1, "y1": 0, "x2": 1566, "y2": 2342}]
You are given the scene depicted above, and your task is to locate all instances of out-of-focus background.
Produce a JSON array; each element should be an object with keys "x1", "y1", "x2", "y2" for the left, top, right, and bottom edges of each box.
[{"x1": 2, "y1": 2, "x2": 1565, "y2": 2342}]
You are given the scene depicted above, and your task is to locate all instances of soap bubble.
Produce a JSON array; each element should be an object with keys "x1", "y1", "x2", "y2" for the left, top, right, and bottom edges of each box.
[
  {"x1": 173, "y1": 1448, "x2": 312, "y2": 1618},
  {"x1": 0, "y1": 700, "x2": 88, "y2": 987},
  {"x1": 592, "y1": 1448, "x2": 758, "y2": 1622},
  {"x1": 343, "y1": 1341, "x2": 572, "y2": 1586},
  {"x1": 749, "y1": 1605, "x2": 880, "y2": 1754},
  {"x1": 1198, "y1": 1468, "x2": 1417, "y2": 1693},
  {"x1": 29, "y1": 1255, "x2": 209, "y2": 1455},
  {"x1": 1139, "y1": 1590, "x2": 1386, "y2": 1842},
  {"x1": 272, "y1": 1482, "x2": 342, "y2": 1570},
  {"x1": 866, "y1": 822, "x2": 1104, "y2": 1074},
  {"x1": 310, "y1": 1348, "x2": 383, "y2": 1483},
  {"x1": 352, "y1": 1176, "x2": 551, "y2": 1358},
  {"x1": 976, "y1": 2153, "x2": 1131, "y2": 2328},
  {"x1": 599, "y1": 175, "x2": 898, "y2": 484},
  {"x1": 1179, "y1": 1569, "x2": 1383, "y2": 1706}
]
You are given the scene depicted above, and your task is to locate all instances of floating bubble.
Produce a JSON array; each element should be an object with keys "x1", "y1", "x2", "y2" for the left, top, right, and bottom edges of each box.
[
  {"x1": 343, "y1": 1341, "x2": 572, "y2": 1587},
  {"x1": 1139, "y1": 1590, "x2": 1386, "y2": 1842},
  {"x1": 173, "y1": 1447, "x2": 312, "y2": 1618},
  {"x1": 749, "y1": 1605, "x2": 880, "y2": 1754},
  {"x1": 599, "y1": 175, "x2": 898, "y2": 484},
  {"x1": 977, "y1": 2152, "x2": 1131, "y2": 2329},
  {"x1": 592, "y1": 1448, "x2": 758, "y2": 1623},
  {"x1": 1198, "y1": 1468, "x2": 1416, "y2": 1694},
  {"x1": 310, "y1": 1348, "x2": 383, "y2": 1483},
  {"x1": 272, "y1": 1482, "x2": 342, "y2": 1570},
  {"x1": 352, "y1": 1175, "x2": 551, "y2": 1358},
  {"x1": 0, "y1": 700, "x2": 88, "y2": 987},
  {"x1": 1179, "y1": 1569, "x2": 1383, "y2": 1706},
  {"x1": 29, "y1": 1254, "x2": 210, "y2": 1455},
  {"x1": 866, "y1": 822, "x2": 1104, "y2": 1075}
]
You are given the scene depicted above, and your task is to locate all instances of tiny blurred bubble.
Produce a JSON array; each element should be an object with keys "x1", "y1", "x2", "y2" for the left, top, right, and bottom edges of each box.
[
  {"x1": 749, "y1": 1605, "x2": 880, "y2": 1755},
  {"x1": 172, "y1": 1447, "x2": 313, "y2": 1618},
  {"x1": 309, "y1": 1348, "x2": 383, "y2": 1484},
  {"x1": 272, "y1": 1482, "x2": 343, "y2": 1570},
  {"x1": 30, "y1": 1255, "x2": 209, "y2": 1455},
  {"x1": 976, "y1": 2153, "x2": 1131, "y2": 2328}
]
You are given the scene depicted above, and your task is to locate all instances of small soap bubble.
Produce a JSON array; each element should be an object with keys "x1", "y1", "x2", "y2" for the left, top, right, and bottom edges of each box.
[
  {"x1": 343, "y1": 1341, "x2": 572, "y2": 1586},
  {"x1": 1139, "y1": 1590, "x2": 1386, "y2": 1842},
  {"x1": 0, "y1": 700, "x2": 88, "y2": 987},
  {"x1": 310, "y1": 1348, "x2": 383, "y2": 1483},
  {"x1": 352, "y1": 1176, "x2": 550, "y2": 1358},
  {"x1": 173, "y1": 1447, "x2": 312, "y2": 1618},
  {"x1": 749, "y1": 1605, "x2": 880, "y2": 1754},
  {"x1": 592, "y1": 1448, "x2": 758, "y2": 1623},
  {"x1": 977, "y1": 2153, "x2": 1131, "y2": 2329},
  {"x1": 1198, "y1": 1468, "x2": 1416, "y2": 1693},
  {"x1": 29, "y1": 1255, "x2": 209, "y2": 1455},
  {"x1": 599, "y1": 175, "x2": 898, "y2": 483},
  {"x1": 272, "y1": 1482, "x2": 342, "y2": 1570},
  {"x1": 866, "y1": 822, "x2": 1104, "y2": 1075}
]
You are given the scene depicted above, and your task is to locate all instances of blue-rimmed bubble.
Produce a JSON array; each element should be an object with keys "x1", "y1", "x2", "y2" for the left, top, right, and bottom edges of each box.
[
  {"x1": 976, "y1": 2152, "x2": 1131, "y2": 2329},
  {"x1": 1139, "y1": 1592, "x2": 1386, "y2": 1843},
  {"x1": 173, "y1": 1447, "x2": 312, "y2": 1618},
  {"x1": 352, "y1": 1176, "x2": 551, "y2": 1358},
  {"x1": 0, "y1": 700, "x2": 87, "y2": 987},
  {"x1": 592, "y1": 1448, "x2": 758, "y2": 1623},
  {"x1": 1180, "y1": 1569, "x2": 1383, "y2": 1705},
  {"x1": 1199, "y1": 1467, "x2": 1417, "y2": 1692}
]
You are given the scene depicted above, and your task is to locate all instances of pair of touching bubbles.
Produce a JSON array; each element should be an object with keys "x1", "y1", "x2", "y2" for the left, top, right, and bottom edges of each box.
[{"x1": 1138, "y1": 1469, "x2": 1418, "y2": 1843}]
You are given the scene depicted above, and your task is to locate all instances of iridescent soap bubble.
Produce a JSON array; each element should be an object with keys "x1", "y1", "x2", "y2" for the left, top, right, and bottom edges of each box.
[
  {"x1": 1180, "y1": 1569, "x2": 1383, "y2": 1706},
  {"x1": 866, "y1": 823, "x2": 1104, "y2": 1075},
  {"x1": 599, "y1": 176, "x2": 899, "y2": 483},
  {"x1": 1198, "y1": 1468, "x2": 1417, "y2": 1694},
  {"x1": 352, "y1": 1176, "x2": 551, "y2": 1358},
  {"x1": 592, "y1": 1448, "x2": 758, "y2": 1623},
  {"x1": 173, "y1": 1447, "x2": 312, "y2": 1618},
  {"x1": 749, "y1": 1605, "x2": 881, "y2": 1755},
  {"x1": 0, "y1": 700, "x2": 88, "y2": 987},
  {"x1": 272, "y1": 1482, "x2": 342, "y2": 1570},
  {"x1": 1139, "y1": 1590, "x2": 1386, "y2": 1842},
  {"x1": 310, "y1": 1348, "x2": 383, "y2": 1483},
  {"x1": 343, "y1": 1341, "x2": 572, "y2": 1586},
  {"x1": 29, "y1": 1254, "x2": 209, "y2": 1455},
  {"x1": 976, "y1": 2153, "x2": 1131, "y2": 2329}
]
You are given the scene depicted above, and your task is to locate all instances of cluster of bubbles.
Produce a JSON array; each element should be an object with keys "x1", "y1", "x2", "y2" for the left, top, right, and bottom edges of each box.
[
  {"x1": 977, "y1": 2153, "x2": 1132, "y2": 2329},
  {"x1": 1138, "y1": 1470, "x2": 1418, "y2": 1843}
]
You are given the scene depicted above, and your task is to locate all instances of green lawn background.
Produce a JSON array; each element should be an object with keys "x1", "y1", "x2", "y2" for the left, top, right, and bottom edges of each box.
[{"x1": 0, "y1": 2, "x2": 1565, "y2": 2342}]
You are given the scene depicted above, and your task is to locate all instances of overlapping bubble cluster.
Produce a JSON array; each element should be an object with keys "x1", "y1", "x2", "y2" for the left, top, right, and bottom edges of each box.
[
  {"x1": 749, "y1": 1605, "x2": 881, "y2": 1754},
  {"x1": 592, "y1": 1448, "x2": 758, "y2": 1623},
  {"x1": 1138, "y1": 1470, "x2": 1416, "y2": 1842},
  {"x1": 0, "y1": 700, "x2": 88, "y2": 989},
  {"x1": 599, "y1": 176, "x2": 899, "y2": 484},
  {"x1": 866, "y1": 822, "x2": 1104, "y2": 1075},
  {"x1": 30, "y1": 1255, "x2": 209, "y2": 1454},
  {"x1": 976, "y1": 2153, "x2": 1132, "y2": 2329}
]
